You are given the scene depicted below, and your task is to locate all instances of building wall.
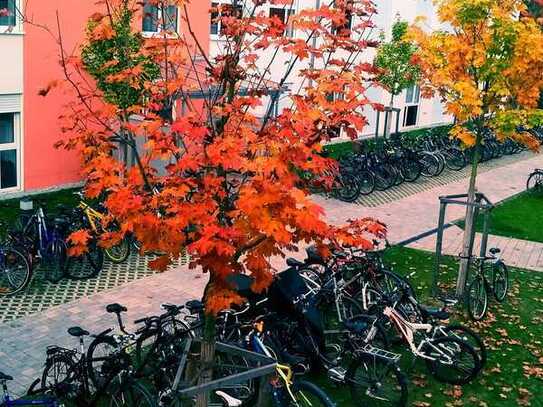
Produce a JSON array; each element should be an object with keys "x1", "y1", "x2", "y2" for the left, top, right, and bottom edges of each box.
[
  {"x1": 0, "y1": 0, "x2": 211, "y2": 195},
  {"x1": 209, "y1": 0, "x2": 453, "y2": 140}
]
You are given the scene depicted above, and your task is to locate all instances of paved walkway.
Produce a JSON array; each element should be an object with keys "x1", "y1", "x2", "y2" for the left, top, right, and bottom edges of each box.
[
  {"x1": 1, "y1": 151, "x2": 543, "y2": 395},
  {"x1": 314, "y1": 151, "x2": 543, "y2": 243},
  {"x1": 409, "y1": 225, "x2": 543, "y2": 272}
]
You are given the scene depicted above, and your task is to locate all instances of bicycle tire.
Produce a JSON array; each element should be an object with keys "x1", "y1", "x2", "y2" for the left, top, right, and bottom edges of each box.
[
  {"x1": 65, "y1": 239, "x2": 103, "y2": 280},
  {"x1": 86, "y1": 335, "x2": 119, "y2": 387},
  {"x1": 423, "y1": 336, "x2": 481, "y2": 385},
  {"x1": 527, "y1": 172, "x2": 543, "y2": 193},
  {"x1": 290, "y1": 379, "x2": 336, "y2": 407},
  {"x1": 356, "y1": 170, "x2": 376, "y2": 195},
  {"x1": 0, "y1": 246, "x2": 32, "y2": 296},
  {"x1": 107, "y1": 379, "x2": 157, "y2": 407},
  {"x1": 332, "y1": 173, "x2": 361, "y2": 203},
  {"x1": 400, "y1": 159, "x2": 421, "y2": 183},
  {"x1": 492, "y1": 261, "x2": 509, "y2": 302},
  {"x1": 466, "y1": 275, "x2": 488, "y2": 321},
  {"x1": 440, "y1": 324, "x2": 487, "y2": 371},
  {"x1": 347, "y1": 352, "x2": 408, "y2": 407},
  {"x1": 104, "y1": 236, "x2": 131, "y2": 263},
  {"x1": 40, "y1": 353, "x2": 79, "y2": 400},
  {"x1": 444, "y1": 148, "x2": 466, "y2": 171},
  {"x1": 43, "y1": 239, "x2": 68, "y2": 283}
]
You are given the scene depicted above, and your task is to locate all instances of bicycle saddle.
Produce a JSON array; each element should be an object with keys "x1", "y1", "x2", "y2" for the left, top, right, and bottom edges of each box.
[
  {"x1": 0, "y1": 371, "x2": 13, "y2": 381},
  {"x1": 419, "y1": 305, "x2": 449, "y2": 321},
  {"x1": 185, "y1": 299, "x2": 204, "y2": 313},
  {"x1": 489, "y1": 247, "x2": 501, "y2": 255},
  {"x1": 106, "y1": 303, "x2": 127, "y2": 314},
  {"x1": 68, "y1": 326, "x2": 90, "y2": 337},
  {"x1": 215, "y1": 391, "x2": 242, "y2": 407},
  {"x1": 286, "y1": 257, "x2": 304, "y2": 268}
]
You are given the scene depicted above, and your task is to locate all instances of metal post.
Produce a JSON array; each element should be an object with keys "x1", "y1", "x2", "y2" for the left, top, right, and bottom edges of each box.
[
  {"x1": 395, "y1": 109, "x2": 401, "y2": 135},
  {"x1": 375, "y1": 111, "x2": 381, "y2": 140},
  {"x1": 480, "y1": 208, "x2": 491, "y2": 258},
  {"x1": 433, "y1": 200, "x2": 447, "y2": 296}
]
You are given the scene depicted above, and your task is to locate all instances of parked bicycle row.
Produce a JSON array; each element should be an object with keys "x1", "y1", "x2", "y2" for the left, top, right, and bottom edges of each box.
[
  {"x1": 0, "y1": 192, "x2": 144, "y2": 296},
  {"x1": 2, "y1": 241, "x2": 498, "y2": 406},
  {"x1": 330, "y1": 126, "x2": 543, "y2": 202}
]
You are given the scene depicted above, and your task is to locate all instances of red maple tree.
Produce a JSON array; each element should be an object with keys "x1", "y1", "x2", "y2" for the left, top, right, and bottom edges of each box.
[{"x1": 45, "y1": 0, "x2": 385, "y2": 314}]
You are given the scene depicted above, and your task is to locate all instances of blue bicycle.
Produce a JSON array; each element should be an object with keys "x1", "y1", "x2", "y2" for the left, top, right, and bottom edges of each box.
[
  {"x1": 7, "y1": 203, "x2": 70, "y2": 284},
  {"x1": 1, "y1": 371, "x2": 60, "y2": 407}
]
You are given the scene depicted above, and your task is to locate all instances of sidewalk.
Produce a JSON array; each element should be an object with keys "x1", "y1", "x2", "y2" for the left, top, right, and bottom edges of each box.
[
  {"x1": 1, "y1": 151, "x2": 543, "y2": 394},
  {"x1": 409, "y1": 225, "x2": 543, "y2": 271}
]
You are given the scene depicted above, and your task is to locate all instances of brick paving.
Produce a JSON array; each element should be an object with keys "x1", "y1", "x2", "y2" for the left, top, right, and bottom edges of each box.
[
  {"x1": 1, "y1": 150, "x2": 543, "y2": 395},
  {"x1": 409, "y1": 225, "x2": 543, "y2": 271}
]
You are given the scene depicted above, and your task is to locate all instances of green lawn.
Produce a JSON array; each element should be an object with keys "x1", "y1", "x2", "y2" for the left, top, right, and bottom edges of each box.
[
  {"x1": 457, "y1": 191, "x2": 543, "y2": 243},
  {"x1": 0, "y1": 188, "x2": 80, "y2": 226},
  {"x1": 316, "y1": 246, "x2": 543, "y2": 407}
]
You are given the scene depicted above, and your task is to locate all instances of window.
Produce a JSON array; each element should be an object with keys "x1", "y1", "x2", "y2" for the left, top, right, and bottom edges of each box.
[
  {"x1": 403, "y1": 85, "x2": 420, "y2": 127},
  {"x1": 269, "y1": 7, "x2": 294, "y2": 37},
  {"x1": 0, "y1": 113, "x2": 19, "y2": 190},
  {"x1": 210, "y1": 2, "x2": 243, "y2": 36},
  {"x1": 0, "y1": 0, "x2": 16, "y2": 26},
  {"x1": 142, "y1": 2, "x2": 178, "y2": 33},
  {"x1": 332, "y1": 3, "x2": 353, "y2": 38}
]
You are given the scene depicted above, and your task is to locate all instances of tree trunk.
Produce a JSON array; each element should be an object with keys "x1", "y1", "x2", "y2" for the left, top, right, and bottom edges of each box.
[
  {"x1": 457, "y1": 130, "x2": 483, "y2": 297},
  {"x1": 384, "y1": 94, "x2": 395, "y2": 139},
  {"x1": 195, "y1": 279, "x2": 217, "y2": 407}
]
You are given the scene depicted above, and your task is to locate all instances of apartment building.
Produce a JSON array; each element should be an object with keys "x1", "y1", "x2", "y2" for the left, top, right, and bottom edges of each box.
[
  {"x1": 0, "y1": 0, "x2": 209, "y2": 196},
  {"x1": 209, "y1": 0, "x2": 453, "y2": 139}
]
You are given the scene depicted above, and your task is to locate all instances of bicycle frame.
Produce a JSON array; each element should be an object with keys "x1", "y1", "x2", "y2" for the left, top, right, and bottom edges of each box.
[
  {"x1": 76, "y1": 201, "x2": 103, "y2": 233},
  {"x1": 2, "y1": 381, "x2": 60, "y2": 407}
]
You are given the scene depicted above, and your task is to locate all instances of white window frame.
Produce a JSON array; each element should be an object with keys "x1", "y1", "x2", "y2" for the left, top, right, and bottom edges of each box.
[
  {"x1": 0, "y1": 0, "x2": 23, "y2": 34},
  {"x1": 0, "y1": 112, "x2": 21, "y2": 192},
  {"x1": 269, "y1": 6, "x2": 295, "y2": 38},
  {"x1": 403, "y1": 85, "x2": 420, "y2": 128},
  {"x1": 141, "y1": 1, "x2": 179, "y2": 37},
  {"x1": 210, "y1": 1, "x2": 245, "y2": 41}
]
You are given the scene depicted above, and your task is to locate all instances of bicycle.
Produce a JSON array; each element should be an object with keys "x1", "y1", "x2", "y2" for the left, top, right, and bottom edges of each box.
[
  {"x1": 40, "y1": 323, "x2": 155, "y2": 407},
  {"x1": 215, "y1": 320, "x2": 336, "y2": 407},
  {"x1": 6, "y1": 203, "x2": 70, "y2": 284},
  {"x1": 526, "y1": 169, "x2": 543, "y2": 193},
  {"x1": 465, "y1": 248, "x2": 509, "y2": 321},
  {"x1": 72, "y1": 192, "x2": 131, "y2": 264},
  {"x1": 1, "y1": 372, "x2": 61, "y2": 407},
  {"x1": 0, "y1": 225, "x2": 31, "y2": 295}
]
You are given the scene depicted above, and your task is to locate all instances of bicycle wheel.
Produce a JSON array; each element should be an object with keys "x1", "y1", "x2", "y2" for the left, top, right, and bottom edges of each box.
[
  {"x1": 419, "y1": 153, "x2": 441, "y2": 177},
  {"x1": 444, "y1": 148, "x2": 466, "y2": 171},
  {"x1": 289, "y1": 380, "x2": 336, "y2": 407},
  {"x1": 333, "y1": 173, "x2": 361, "y2": 203},
  {"x1": 104, "y1": 236, "x2": 131, "y2": 264},
  {"x1": 466, "y1": 275, "x2": 488, "y2": 321},
  {"x1": 43, "y1": 239, "x2": 68, "y2": 283},
  {"x1": 492, "y1": 261, "x2": 509, "y2": 302},
  {"x1": 400, "y1": 159, "x2": 421, "y2": 183},
  {"x1": 40, "y1": 353, "x2": 79, "y2": 400},
  {"x1": 347, "y1": 352, "x2": 408, "y2": 407},
  {"x1": 526, "y1": 172, "x2": 543, "y2": 193},
  {"x1": 66, "y1": 238, "x2": 103, "y2": 280},
  {"x1": 0, "y1": 247, "x2": 31, "y2": 295},
  {"x1": 357, "y1": 170, "x2": 376, "y2": 195},
  {"x1": 424, "y1": 336, "x2": 480, "y2": 385},
  {"x1": 107, "y1": 379, "x2": 157, "y2": 407},
  {"x1": 439, "y1": 324, "x2": 487, "y2": 371},
  {"x1": 87, "y1": 335, "x2": 118, "y2": 387}
]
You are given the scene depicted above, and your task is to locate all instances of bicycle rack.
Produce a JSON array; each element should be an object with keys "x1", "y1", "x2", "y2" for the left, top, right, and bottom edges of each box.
[
  {"x1": 174, "y1": 339, "x2": 276, "y2": 404},
  {"x1": 433, "y1": 193, "x2": 494, "y2": 298}
]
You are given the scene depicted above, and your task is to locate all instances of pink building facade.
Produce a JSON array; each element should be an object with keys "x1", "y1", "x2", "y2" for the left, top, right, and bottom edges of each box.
[{"x1": 0, "y1": 0, "x2": 210, "y2": 195}]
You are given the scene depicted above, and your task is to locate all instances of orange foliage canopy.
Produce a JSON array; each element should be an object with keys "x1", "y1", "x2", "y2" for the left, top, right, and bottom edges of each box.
[{"x1": 52, "y1": 0, "x2": 385, "y2": 313}]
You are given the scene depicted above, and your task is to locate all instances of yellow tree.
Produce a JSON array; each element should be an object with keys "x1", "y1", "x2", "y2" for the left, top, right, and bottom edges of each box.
[{"x1": 410, "y1": 0, "x2": 543, "y2": 296}]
